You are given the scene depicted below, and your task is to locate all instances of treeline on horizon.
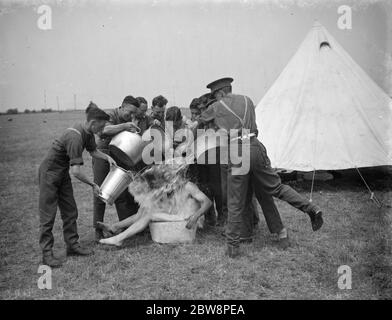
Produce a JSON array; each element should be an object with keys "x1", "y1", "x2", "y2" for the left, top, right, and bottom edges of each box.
[
  {"x1": 0, "y1": 108, "x2": 83, "y2": 115},
  {"x1": 1, "y1": 107, "x2": 191, "y2": 116}
]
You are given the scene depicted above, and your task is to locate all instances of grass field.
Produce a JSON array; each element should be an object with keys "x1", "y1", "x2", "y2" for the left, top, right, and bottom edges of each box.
[{"x1": 0, "y1": 111, "x2": 391, "y2": 300}]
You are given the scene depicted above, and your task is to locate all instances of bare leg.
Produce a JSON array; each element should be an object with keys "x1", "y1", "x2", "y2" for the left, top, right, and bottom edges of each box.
[
  {"x1": 97, "y1": 210, "x2": 142, "y2": 234},
  {"x1": 99, "y1": 211, "x2": 152, "y2": 246},
  {"x1": 113, "y1": 212, "x2": 141, "y2": 230}
]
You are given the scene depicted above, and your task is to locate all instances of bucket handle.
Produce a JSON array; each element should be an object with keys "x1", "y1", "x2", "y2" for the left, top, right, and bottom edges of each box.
[
  {"x1": 126, "y1": 169, "x2": 135, "y2": 179},
  {"x1": 109, "y1": 163, "x2": 136, "y2": 180},
  {"x1": 127, "y1": 124, "x2": 141, "y2": 134}
]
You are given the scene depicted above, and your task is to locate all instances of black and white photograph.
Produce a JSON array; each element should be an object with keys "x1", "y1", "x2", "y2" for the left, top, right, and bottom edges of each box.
[{"x1": 0, "y1": 0, "x2": 391, "y2": 303}]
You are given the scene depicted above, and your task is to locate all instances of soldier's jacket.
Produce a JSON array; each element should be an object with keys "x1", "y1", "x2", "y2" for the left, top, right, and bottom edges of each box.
[{"x1": 199, "y1": 93, "x2": 258, "y2": 136}]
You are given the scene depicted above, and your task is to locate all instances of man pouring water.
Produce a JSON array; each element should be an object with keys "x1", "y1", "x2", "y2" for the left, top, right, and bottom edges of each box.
[
  {"x1": 92, "y1": 95, "x2": 142, "y2": 242},
  {"x1": 38, "y1": 103, "x2": 116, "y2": 268}
]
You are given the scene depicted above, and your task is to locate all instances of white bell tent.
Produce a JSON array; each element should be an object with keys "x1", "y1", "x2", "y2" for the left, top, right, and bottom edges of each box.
[{"x1": 255, "y1": 22, "x2": 392, "y2": 172}]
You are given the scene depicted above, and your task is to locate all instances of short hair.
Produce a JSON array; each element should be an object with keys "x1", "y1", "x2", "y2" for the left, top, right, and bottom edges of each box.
[
  {"x1": 198, "y1": 93, "x2": 211, "y2": 106},
  {"x1": 152, "y1": 95, "x2": 168, "y2": 108},
  {"x1": 221, "y1": 85, "x2": 232, "y2": 94},
  {"x1": 122, "y1": 95, "x2": 140, "y2": 108},
  {"x1": 136, "y1": 97, "x2": 148, "y2": 106},
  {"x1": 165, "y1": 106, "x2": 182, "y2": 122},
  {"x1": 85, "y1": 101, "x2": 110, "y2": 121},
  {"x1": 189, "y1": 98, "x2": 200, "y2": 110}
]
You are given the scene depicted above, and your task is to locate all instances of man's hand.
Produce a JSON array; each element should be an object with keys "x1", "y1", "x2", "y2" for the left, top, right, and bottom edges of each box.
[
  {"x1": 92, "y1": 183, "x2": 101, "y2": 197},
  {"x1": 123, "y1": 122, "x2": 139, "y2": 133},
  {"x1": 106, "y1": 156, "x2": 117, "y2": 167},
  {"x1": 152, "y1": 119, "x2": 161, "y2": 127},
  {"x1": 185, "y1": 214, "x2": 199, "y2": 229}
]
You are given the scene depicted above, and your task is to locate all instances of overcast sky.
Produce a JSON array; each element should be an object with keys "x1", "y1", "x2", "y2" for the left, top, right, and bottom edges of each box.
[{"x1": 0, "y1": 0, "x2": 391, "y2": 111}]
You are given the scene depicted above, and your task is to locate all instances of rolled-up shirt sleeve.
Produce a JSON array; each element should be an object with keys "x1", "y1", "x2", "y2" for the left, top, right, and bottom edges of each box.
[{"x1": 65, "y1": 133, "x2": 84, "y2": 166}]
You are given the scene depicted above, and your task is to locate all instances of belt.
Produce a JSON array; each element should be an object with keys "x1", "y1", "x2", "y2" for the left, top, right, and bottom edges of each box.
[{"x1": 230, "y1": 132, "x2": 257, "y2": 142}]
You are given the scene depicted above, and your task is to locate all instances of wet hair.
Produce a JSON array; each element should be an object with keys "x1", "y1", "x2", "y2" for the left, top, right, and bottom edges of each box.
[
  {"x1": 152, "y1": 95, "x2": 168, "y2": 108},
  {"x1": 129, "y1": 163, "x2": 187, "y2": 200},
  {"x1": 122, "y1": 95, "x2": 140, "y2": 108},
  {"x1": 143, "y1": 170, "x2": 168, "y2": 190},
  {"x1": 143, "y1": 164, "x2": 186, "y2": 189},
  {"x1": 85, "y1": 101, "x2": 110, "y2": 121},
  {"x1": 189, "y1": 98, "x2": 200, "y2": 110},
  {"x1": 136, "y1": 97, "x2": 148, "y2": 106},
  {"x1": 165, "y1": 106, "x2": 182, "y2": 123}
]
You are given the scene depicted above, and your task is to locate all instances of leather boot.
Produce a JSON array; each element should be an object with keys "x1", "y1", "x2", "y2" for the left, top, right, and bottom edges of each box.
[
  {"x1": 277, "y1": 236, "x2": 290, "y2": 250},
  {"x1": 95, "y1": 229, "x2": 104, "y2": 243},
  {"x1": 239, "y1": 236, "x2": 253, "y2": 244},
  {"x1": 225, "y1": 245, "x2": 240, "y2": 258},
  {"x1": 42, "y1": 251, "x2": 63, "y2": 268},
  {"x1": 277, "y1": 228, "x2": 290, "y2": 250},
  {"x1": 66, "y1": 244, "x2": 94, "y2": 256},
  {"x1": 308, "y1": 210, "x2": 324, "y2": 231}
]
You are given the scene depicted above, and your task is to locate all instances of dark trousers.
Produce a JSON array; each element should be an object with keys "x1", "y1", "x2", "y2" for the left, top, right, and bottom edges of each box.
[
  {"x1": 221, "y1": 164, "x2": 270, "y2": 238},
  {"x1": 208, "y1": 164, "x2": 224, "y2": 221},
  {"x1": 226, "y1": 139, "x2": 320, "y2": 246},
  {"x1": 38, "y1": 159, "x2": 79, "y2": 254},
  {"x1": 197, "y1": 163, "x2": 225, "y2": 225},
  {"x1": 92, "y1": 152, "x2": 139, "y2": 228}
]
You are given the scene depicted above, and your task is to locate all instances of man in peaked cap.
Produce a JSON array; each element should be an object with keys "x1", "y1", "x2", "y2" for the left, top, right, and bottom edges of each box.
[
  {"x1": 196, "y1": 88, "x2": 259, "y2": 236},
  {"x1": 206, "y1": 77, "x2": 234, "y2": 93},
  {"x1": 199, "y1": 77, "x2": 324, "y2": 258}
]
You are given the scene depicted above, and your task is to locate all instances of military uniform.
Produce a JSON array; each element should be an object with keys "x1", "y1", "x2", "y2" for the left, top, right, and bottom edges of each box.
[
  {"x1": 200, "y1": 87, "x2": 321, "y2": 248},
  {"x1": 220, "y1": 163, "x2": 263, "y2": 238},
  {"x1": 93, "y1": 108, "x2": 139, "y2": 229},
  {"x1": 200, "y1": 94, "x2": 268, "y2": 236},
  {"x1": 38, "y1": 124, "x2": 96, "y2": 254}
]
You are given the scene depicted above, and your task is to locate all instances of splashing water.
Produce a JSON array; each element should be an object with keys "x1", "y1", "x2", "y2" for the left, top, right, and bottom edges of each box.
[{"x1": 128, "y1": 160, "x2": 191, "y2": 217}]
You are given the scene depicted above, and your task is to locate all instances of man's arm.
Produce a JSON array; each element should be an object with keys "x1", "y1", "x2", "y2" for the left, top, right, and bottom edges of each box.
[
  {"x1": 65, "y1": 132, "x2": 101, "y2": 196},
  {"x1": 101, "y1": 122, "x2": 138, "y2": 137},
  {"x1": 89, "y1": 149, "x2": 117, "y2": 167},
  {"x1": 197, "y1": 103, "x2": 216, "y2": 127},
  {"x1": 185, "y1": 182, "x2": 212, "y2": 229},
  {"x1": 70, "y1": 165, "x2": 101, "y2": 196}
]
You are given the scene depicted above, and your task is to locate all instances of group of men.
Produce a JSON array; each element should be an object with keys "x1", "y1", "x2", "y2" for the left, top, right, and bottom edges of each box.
[{"x1": 38, "y1": 77, "x2": 324, "y2": 267}]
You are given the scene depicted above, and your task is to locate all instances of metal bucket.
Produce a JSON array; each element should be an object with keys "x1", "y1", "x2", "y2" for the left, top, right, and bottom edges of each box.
[
  {"x1": 98, "y1": 164, "x2": 134, "y2": 205},
  {"x1": 109, "y1": 131, "x2": 144, "y2": 169}
]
